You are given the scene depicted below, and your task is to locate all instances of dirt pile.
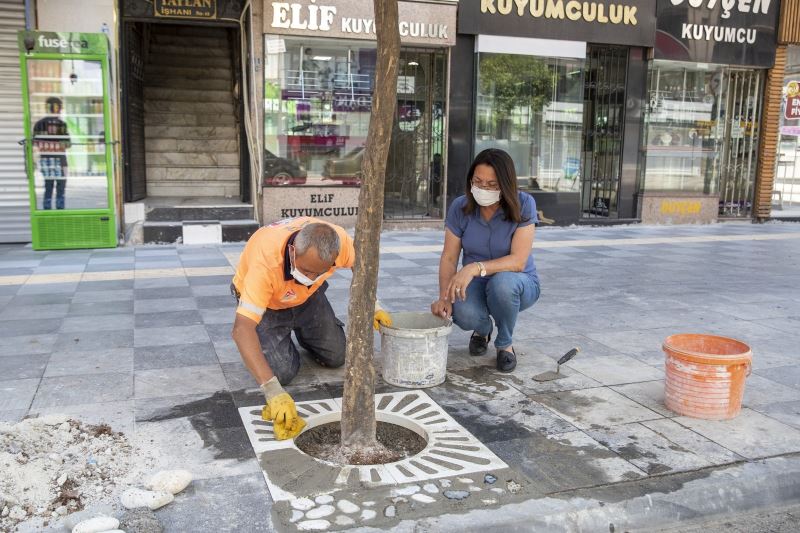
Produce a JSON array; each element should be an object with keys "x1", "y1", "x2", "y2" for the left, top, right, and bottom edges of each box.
[{"x1": 0, "y1": 414, "x2": 150, "y2": 531}]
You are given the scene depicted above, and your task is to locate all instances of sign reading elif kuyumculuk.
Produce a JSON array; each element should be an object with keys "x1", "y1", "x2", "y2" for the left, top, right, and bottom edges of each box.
[
  {"x1": 457, "y1": 0, "x2": 657, "y2": 47},
  {"x1": 264, "y1": 0, "x2": 457, "y2": 46},
  {"x1": 655, "y1": 0, "x2": 779, "y2": 67}
]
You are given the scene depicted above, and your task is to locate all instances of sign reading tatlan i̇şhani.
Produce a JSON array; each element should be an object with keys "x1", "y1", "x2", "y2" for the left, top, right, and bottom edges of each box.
[{"x1": 155, "y1": 0, "x2": 217, "y2": 19}]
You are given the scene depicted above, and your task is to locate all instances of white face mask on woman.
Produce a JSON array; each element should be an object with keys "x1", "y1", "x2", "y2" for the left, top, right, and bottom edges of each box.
[{"x1": 471, "y1": 185, "x2": 501, "y2": 207}]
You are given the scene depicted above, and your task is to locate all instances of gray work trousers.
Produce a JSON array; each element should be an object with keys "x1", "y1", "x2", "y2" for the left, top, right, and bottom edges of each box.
[{"x1": 232, "y1": 282, "x2": 346, "y2": 385}]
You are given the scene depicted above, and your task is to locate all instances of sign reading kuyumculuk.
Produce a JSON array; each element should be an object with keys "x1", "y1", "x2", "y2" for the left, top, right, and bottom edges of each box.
[
  {"x1": 655, "y1": 0, "x2": 779, "y2": 67},
  {"x1": 264, "y1": 0, "x2": 457, "y2": 46},
  {"x1": 457, "y1": 0, "x2": 657, "y2": 47}
]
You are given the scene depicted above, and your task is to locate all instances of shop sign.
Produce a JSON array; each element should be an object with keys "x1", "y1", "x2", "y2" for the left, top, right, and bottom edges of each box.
[
  {"x1": 263, "y1": 188, "x2": 360, "y2": 227},
  {"x1": 655, "y1": 0, "x2": 778, "y2": 67},
  {"x1": 19, "y1": 31, "x2": 108, "y2": 55},
  {"x1": 457, "y1": 0, "x2": 657, "y2": 47},
  {"x1": 785, "y1": 81, "x2": 800, "y2": 120},
  {"x1": 155, "y1": 0, "x2": 217, "y2": 19},
  {"x1": 264, "y1": 0, "x2": 457, "y2": 46}
]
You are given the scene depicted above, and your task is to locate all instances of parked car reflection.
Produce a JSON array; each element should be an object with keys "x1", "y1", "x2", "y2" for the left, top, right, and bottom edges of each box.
[
  {"x1": 322, "y1": 146, "x2": 364, "y2": 186},
  {"x1": 264, "y1": 149, "x2": 307, "y2": 186}
]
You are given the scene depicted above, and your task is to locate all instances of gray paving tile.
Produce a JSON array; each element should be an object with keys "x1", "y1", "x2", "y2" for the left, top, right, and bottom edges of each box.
[
  {"x1": 221, "y1": 361, "x2": 257, "y2": 391},
  {"x1": 188, "y1": 275, "x2": 233, "y2": 286},
  {"x1": 0, "y1": 303, "x2": 70, "y2": 321},
  {"x1": 0, "y1": 285, "x2": 21, "y2": 296},
  {"x1": 0, "y1": 354, "x2": 48, "y2": 380},
  {"x1": 76, "y1": 279, "x2": 135, "y2": 292},
  {"x1": 45, "y1": 348, "x2": 133, "y2": 377},
  {"x1": 134, "y1": 343, "x2": 218, "y2": 370},
  {"x1": 566, "y1": 354, "x2": 664, "y2": 386},
  {"x1": 213, "y1": 339, "x2": 243, "y2": 363},
  {"x1": 54, "y1": 329, "x2": 134, "y2": 353},
  {"x1": 134, "y1": 297, "x2": 197, "y2": 314},
  {"x1": 200, "y1": 308, "x2": 234, "y2": 325},
  {"x1": 7, "y1": 293, "x2": 71, "y2": 307},
  {"x1": 0, "y1": 334, "x2": 57, "y2": 357},
  {"x1": 134, "y1": 286, "x2": 194, "y2": 300},
  {"x1": 71, "y1": 289, "x2": 133, "y2": 303},
  {"x1": 424, "y1": 366, "x2": 529, "y2": 406},
  {"x1": 0, "y1": 318, "x2": 62, "y2": 337},
  {"x1": 32, "y1": 372, "x2": 133, "y2": 408},
  {"x1": 0, "y1": 409, "x2": 27, "y2": 423},
  {"x1": 611, "y1": 380, "x2": 673, "y2": 417},
  {"x1": 133, "y1": 277, "x2": 189, "y2": 289},
  {"x1": 751, "y1": 400, "x2": 800, "y2": 431},
  {"x1": 674, "y1": 409, "x2": 800, "y2": 459},
  {"x1": 135, "y1": 310, "x2": 204, "y2": 328},
  {"x1": 16, "y1": 282, "x2": 77, "y2": 295},
  {"x1": 196, "y1": 295, "x2": 234, "y2": 309},
  {"x1": 68, "y1": 300, "x2": 134, "y2": 317},
  {"x1": 743, "y1": 374, "x2": 800, "y2": 407},
  {"x1": 641, "y1": 418, "x2": 744, "y2": 465},
  {"x1": 754, "y1": 364, "x2": 800, "y2": 390},
  {"x1": 60, "y1": 313, "x2": 135, "y2": 333},
  {"x1": 0, "y1": 378, "x2": 39, "y2": 410},
  {"x1": 156, "y1": 473, "x2": 272, "y2": 530},
  {"x1": 191, "y1": 284, "x2": 233, "y2": 297},
  {"x1": 134, "y1": 325, "x2": 210, "y2": 347},
  {"x1": 489, "y1": 431, "x2": 645, "y2": 494},
  {"x1": 532, "y1": 387, "x2": 664, "y2": 430},
  {"x1": 134, "y1": 364, "x2": 227, "y2": 398}
]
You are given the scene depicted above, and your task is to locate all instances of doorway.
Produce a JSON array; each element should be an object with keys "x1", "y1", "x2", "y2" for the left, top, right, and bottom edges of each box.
[
  {"x1": 580, "y1": 46, "x2": 628, "y2": 219},
  {"x1": 121, "y1": 22, "x2": 247, "y2": 202},
  {"x1": 384, "y1": 48, "x2": 447, "y2": 219},
  {"x1": 718, "y1": 69, "x2": 763, "y2": 218}
]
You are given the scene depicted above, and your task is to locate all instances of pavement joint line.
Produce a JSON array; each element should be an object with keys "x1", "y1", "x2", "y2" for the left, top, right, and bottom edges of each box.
[{"x1": 381, "y1": 230, "x2": 800, "y2": 254}]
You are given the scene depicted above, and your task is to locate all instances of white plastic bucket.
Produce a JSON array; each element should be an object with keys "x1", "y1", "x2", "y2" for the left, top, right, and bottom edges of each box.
[{"x1": 380, "y1": 311, "x2": 453, "y2": 388}]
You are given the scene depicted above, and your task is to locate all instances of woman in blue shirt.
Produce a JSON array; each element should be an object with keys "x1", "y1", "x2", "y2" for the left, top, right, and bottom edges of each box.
[{"x1": 431, "y1": 149, "x2": 540, "y2": 372}]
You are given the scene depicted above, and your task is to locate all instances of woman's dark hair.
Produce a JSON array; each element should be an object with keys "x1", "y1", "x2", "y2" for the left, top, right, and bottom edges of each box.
[{"x1": 463, "y1": 148, "x2": 528, "y2": 223}]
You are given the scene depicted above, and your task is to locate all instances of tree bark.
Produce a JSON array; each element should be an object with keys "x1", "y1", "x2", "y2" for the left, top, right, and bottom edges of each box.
[{"x1": 340, "y1": 0, "x2": 400, "y2": 449}]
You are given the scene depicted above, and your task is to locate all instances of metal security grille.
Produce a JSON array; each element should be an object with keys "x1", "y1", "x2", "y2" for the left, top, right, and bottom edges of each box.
[
  {"x1": 718, "y1": 70, "x2": 762, "y2": 218},
  {"x1": 123, "y1": 23, "x2": 147, "y2": 202},
  {"x1": 580, "y1": 46, "x2": 628, "y2": 219},
  {"x1": 0, "y1": 0, "x2": 29, "y2": 242},
  {"x1": 384, "y1": 48, "x2": 447, "y2": 220}
]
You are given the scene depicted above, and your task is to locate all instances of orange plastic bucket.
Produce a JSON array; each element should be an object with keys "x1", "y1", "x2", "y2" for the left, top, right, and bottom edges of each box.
[{"x1": 662, "y1": 333, "x2": 752, "y2": 420}]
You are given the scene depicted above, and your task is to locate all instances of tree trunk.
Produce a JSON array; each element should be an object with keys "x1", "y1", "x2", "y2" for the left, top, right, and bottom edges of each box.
[{"x1": 340, "y1": 0, "x2": 400, "y2": 450}]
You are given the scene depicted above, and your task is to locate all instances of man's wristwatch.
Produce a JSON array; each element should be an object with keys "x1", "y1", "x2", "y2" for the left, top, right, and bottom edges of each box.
[{"x1": 476, "y1": 261, "x2": 487, "y2": 277}]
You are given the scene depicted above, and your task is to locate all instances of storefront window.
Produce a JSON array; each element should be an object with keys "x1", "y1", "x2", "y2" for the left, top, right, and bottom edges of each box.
[
  {"x1": 641, "y1": 61, "x2": 727, "y2": 194},
  {"x1": 263, "y1": 36, "x2": 377, "y2": 187},
  {"x1": 775, "y1": 45, "x2": 800, "y2": 216},
  {"x1": 475, "y1": 53, "x2": 584, "y2": 193}
]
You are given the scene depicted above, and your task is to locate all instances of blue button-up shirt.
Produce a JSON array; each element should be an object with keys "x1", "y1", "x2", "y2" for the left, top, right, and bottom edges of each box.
[{"x1": 445, "y1": 192, "x2": 538, "y2": 284}]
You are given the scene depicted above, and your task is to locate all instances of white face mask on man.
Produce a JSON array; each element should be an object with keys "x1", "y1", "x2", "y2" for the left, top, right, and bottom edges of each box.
[
  {"x1": 290, "y1": 248, "x2": 318, "y2": 286},
  {"x1": 471, "y1": 185, "x2": 501, "y2": 207}
]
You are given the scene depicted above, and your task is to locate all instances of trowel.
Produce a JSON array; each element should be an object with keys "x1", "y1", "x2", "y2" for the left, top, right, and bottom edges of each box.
[{"x1": 532, "y1": 347, "x2": 580, "y2": 382}]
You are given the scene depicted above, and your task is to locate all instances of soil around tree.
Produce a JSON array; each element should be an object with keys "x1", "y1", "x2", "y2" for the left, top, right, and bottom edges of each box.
[{"x1": 294, "y1": 421, "x2": 427, "y2": 465}]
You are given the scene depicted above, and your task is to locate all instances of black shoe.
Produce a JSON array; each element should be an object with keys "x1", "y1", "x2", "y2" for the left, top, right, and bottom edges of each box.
[
  {"x1": 496, "y1": 347, "x2": 517, "y2": 373},
  {"x1": 468, "y1": 328, "x2": 492, "y2": 356}
]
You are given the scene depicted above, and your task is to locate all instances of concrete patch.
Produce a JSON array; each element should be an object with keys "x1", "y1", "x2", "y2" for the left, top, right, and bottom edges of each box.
[
  {"x1": 612, "y1": 380, "x2": 673, "y2": 417},
  {"x1": 565, "y1": 354, "x2": 664, "y2": 386},
  {"x1": 532, "y1": 387, "x2": 664, "y2": 430}
]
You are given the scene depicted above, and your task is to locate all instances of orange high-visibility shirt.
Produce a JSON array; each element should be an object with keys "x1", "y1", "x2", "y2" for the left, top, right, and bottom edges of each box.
[{"x1": 231, "y1": 217, "x2": 355, "y2": 322}]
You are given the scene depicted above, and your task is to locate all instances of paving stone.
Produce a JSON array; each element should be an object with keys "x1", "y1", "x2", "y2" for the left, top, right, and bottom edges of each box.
[
  {"x1": 54, "y1": 329, "x2": 134, "y2": 353},
  {"x1": 134, "y1": 297, "x2": 198, "y2": 314},
  {"x1": 750, "y1": 400, "x2": 800, "y2": 431},
  {"x1": 32, "y1": 372, "x2": 133, "y2": 408},
  {"x1": 531, "y1": 387, "x2": 664, "y2": 430},
  {"x1": 674, "y1": 408, "x2": 800, "y2": 459},
  {"x1": 0, "y1": 378, "x2": 39, "y2": 410},
  {"x1": 134, "y1": 364, "x2": 227, "y2": 398},
  {"x1": 640, "y1": 418, "x2": 744, "y2": 465},
  {"x1": 424, "y1": 366, "x2": 529, "y2": 406},
  {"x1": 611, "y1": 380, "x2": 673, "y2": 417},
  {"x1": 71, "y1": 289, "x2": 133, "y2": 303},
  {"x1": 742, "y1": 374, "x2": 800, "y2": 407},
  {"x1": 76, "y1": 279, "x2": 134, "y2": 292},
  {"x1": 490, "y1": 432, "x2": 646, "y2": 494},
  {"x1": 30, "y1": 399, "x2": 136, "y2": 436},
  {"x1": 754, "y1": 364, "x2": 800, "y2": 390},
  {"x1": 134, "y1": 325, "x2": 210, "y2": 347},
  {"x1": 135, "y1": 343, "x2": 219, "y2": 370},
  {"x1": 191, "y1": 284, "x2": 233, "y2": 297},
  {"x1": 0, "y1": 303, "x2": 69, "y2": 321},
  {"x1": 135, "y1": 310, "x2": 204, "y2": 328},
  {"x1": 134, "y1": 277, "x2": 189, "y2": 289},
  {"x1": 565, "y1": 354, "x2": 664, "y2": 386},
  {"x1": 0, "y1": 318, "x2": 62, "y2": 337},
  {"x1": 60, "y1": 313, "x2": 135, "y2": 333},
  {"x1": 45, "y1": 348, "x2": 133, "y2": 377},
  {"x1": 199, "y1": 308, "x2": 234, "y2": 325},
  {"x1": 0, "y1": 354, "x2": 48, "y2": 380},
  {"x1": 155, "y1": 473, "x2": 272, "y2": 531},
  {"x1": 134, "y1": 286, "x2": 194, "y2": 300},
  {"x1": 188, "y1": 275, "x2": 233, "y2": 286},
  {"x1": 17, "y1": 282, "x2": 77, "y2": 295},
  {"x1": 0, "y1": 333, "x2": 57, "y2": 357},
  {"x1": 68, "y1": 300, "x2": 134, "y2": 316}
]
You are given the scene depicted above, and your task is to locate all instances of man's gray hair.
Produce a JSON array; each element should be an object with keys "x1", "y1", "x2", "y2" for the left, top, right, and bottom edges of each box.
[{"x1": 295, "y1": 223, "x2": 340, "y2": 263}]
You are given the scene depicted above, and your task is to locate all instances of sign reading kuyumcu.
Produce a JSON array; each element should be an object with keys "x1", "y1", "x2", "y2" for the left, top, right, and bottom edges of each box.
[
  {"x1": 458, "y1": 0, "x2": 657, "y2": 47},
  {"x1": 655, "y1": 0, "x2": 779, "y2": 67}
]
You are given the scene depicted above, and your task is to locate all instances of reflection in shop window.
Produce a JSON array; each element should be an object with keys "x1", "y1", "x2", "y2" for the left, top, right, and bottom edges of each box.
[
  {"x1": 641, "y1": 61, "x2": 726, "y2": 195},
  {"x1": 263, "y1": 36, "x2": 376, "y2": 187},
  {"x1": 475, "y1": 53, "x2": 584, "y2": 194}
]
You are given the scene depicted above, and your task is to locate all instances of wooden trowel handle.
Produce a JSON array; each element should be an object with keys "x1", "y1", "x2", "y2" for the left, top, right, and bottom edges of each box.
[{"x1": 557, "y1": 347, "x2": 580, "y2": 366}]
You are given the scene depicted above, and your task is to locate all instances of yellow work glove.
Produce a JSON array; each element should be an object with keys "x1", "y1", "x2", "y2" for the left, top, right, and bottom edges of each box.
[
  {"x1": 260, "y1": 377, "x2": 306, "y2": 440},
  {"x1": 373, "y1": 310, "x2": 393, "y2": 330}
]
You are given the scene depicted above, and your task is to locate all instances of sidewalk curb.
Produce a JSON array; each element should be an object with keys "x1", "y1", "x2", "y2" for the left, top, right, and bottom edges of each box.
[{"x1": 363, "y1": 454, "x2": 800, "y2": 532}]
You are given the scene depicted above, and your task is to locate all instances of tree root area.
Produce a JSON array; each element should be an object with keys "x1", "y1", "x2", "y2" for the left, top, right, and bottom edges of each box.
[{"x1": 294, "y1": 421, "x2": 427, "y2": 465}]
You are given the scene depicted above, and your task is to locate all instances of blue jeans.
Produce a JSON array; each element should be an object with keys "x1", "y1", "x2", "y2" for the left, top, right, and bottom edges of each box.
[{"x1": 452, "y1": 272, "x2": 540, "y2": 349}]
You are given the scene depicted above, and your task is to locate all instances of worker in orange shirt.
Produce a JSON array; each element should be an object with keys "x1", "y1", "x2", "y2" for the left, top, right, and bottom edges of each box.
[{"x1": 231, "y1": 217, "x2": 392, "y2": 440}]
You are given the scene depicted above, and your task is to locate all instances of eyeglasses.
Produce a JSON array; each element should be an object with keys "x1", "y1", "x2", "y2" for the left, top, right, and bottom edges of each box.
[{"x1": 471, "y1": 177, "x2": 500, "y2": 191}]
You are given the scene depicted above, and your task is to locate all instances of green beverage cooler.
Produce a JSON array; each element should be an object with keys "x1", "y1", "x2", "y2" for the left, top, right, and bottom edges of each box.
[{"x1": 18, "y1": 31, "x2": 116, "y2": 250}]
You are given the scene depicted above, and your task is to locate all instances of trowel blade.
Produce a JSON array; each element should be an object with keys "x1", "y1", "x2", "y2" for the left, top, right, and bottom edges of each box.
[{"x1": 532, "y1": 370, "x2": 566, "y2": 382}]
